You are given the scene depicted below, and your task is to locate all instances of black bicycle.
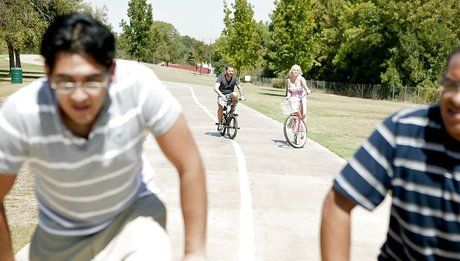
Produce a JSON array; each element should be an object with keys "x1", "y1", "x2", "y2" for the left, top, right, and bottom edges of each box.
[{"x1": 216, "y1": 102, "x2": 240, "y2": 139}]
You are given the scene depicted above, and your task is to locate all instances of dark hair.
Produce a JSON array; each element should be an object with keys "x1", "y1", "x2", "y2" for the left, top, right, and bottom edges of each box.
[
  {"x1": 40, "y1": 13, "x2": 115, "y2": 71},
  {"x1": 225, "y1": 65, "x2": 234, "y2": 71}
]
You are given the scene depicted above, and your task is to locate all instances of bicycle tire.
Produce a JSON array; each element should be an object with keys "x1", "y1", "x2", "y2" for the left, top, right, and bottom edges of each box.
[
  {"x1": 219, "y1": 116, "x2": 227, "y2": 136},
  {"x1": 283, "y1": 115, "x2": 307, "y2": 148},
  {"x1": 226, "y1": 115, "x2": 238, "y2": 139}
]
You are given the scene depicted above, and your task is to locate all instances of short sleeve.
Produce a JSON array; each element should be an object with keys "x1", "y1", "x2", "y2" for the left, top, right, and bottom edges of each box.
[
  {"x1": 0, "y1": 98, "x2": 28, "y2": 174},
  {"x1": 333, "y1": 115, "x2": 397, "y2": 210},
  {"x1": 216, "y1": 75, "x2": 222, "y2": 84},
  {"x1": 135, "y1": 65, "x2": 182, "y2": 137}
]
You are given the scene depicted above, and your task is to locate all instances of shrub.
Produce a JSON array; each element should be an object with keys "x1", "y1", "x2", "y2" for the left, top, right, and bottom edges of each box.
[
  {"x1": 272, "y1": 77, "x2": 286, "y2": 89},
  {"x1": 416, "y1": 80, "x2": 440, "y2": 104}
]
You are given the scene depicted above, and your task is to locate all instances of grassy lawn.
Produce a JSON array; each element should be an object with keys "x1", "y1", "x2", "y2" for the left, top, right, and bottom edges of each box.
[
  {"x1": 242, "y1": 85, "x2": 416, "y2": 158},
  {"x1": 150, "y1": 64, "x2": 417, "y2": 158},
  {"x1": 0, "y1": 55, "x2": 45, "y2": 99}
]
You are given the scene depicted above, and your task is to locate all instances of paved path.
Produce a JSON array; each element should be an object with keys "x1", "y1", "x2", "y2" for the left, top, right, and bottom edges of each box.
[
  {"x1": 146, "y1": 81, "x2": 391, "y2": 261},
  {"x1": 14, "y1": 71, "x2": 391, "y2": 261}
]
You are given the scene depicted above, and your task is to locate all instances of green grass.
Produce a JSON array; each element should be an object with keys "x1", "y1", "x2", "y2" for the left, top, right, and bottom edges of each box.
[
  {"x1": 145, "y1": 63, "x2": 216, "y2": 86},
  {"x1": 241, "y1": 85, "x2": 416, "y2": 158},
  {"x1": 0, "y1": 55, "x2": 45, "y2": 73},
  {"x1": 150, "y1": 65, "x2": 417, "y2": 158},
  {"x1": 0, "y1": 55, "x2": 45, "y2": 99}
]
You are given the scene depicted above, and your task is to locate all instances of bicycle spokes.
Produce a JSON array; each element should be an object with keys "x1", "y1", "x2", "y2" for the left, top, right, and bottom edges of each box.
[{"x1": 283, "y1": 115, "x2": 307, "y2": 148}]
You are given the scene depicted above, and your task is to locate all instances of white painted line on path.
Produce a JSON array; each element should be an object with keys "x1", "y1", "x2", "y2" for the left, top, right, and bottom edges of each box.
[
  {"x1": 186, "y1": 85, "x2": 255, "y2": 261},
  {"x1": 188, "y1": 84, "x2": 217, "y2": 123},
  {"x1": 230, "y1": 140, "x2": 255, "y2": 261}
]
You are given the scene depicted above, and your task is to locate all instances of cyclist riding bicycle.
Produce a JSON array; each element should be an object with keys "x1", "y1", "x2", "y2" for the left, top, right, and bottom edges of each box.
[
  {"x1": 214, "y1": 66, "x2": 246, "y2": 132},
  {"x1": 285, "y1": 64, "x2": 312, "y2": 121}
]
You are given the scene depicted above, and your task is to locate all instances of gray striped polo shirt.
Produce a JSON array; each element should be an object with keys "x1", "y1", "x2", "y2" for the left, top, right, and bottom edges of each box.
[{"x1": 0, "y1": 60, "x2": 182, "y2": 236}]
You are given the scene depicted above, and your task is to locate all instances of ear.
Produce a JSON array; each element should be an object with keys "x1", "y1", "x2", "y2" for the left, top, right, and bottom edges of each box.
[
  {"x1": 45, "y1": 62, "x2": 51, "y2": 77},
  {"x1": 109, "y1": 60, "x2": 116, "y2": 82}
]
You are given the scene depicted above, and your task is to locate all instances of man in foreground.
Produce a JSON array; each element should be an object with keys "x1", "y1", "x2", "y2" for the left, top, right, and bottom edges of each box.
[
  {"x1": 0, "y1": 13, "x2": 207, "y2": 260},
  {"x1": 321, "y1": 47, "x2": 460, "y2": 260},
  {"x1": 214, "y1": 66, "x2": 246, "y2": 131}
]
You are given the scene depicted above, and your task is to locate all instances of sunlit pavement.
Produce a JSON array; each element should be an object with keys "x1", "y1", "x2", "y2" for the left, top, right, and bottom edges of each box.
[{"x1": 146, "y1": 81, "x2": 391, "y2": 261}]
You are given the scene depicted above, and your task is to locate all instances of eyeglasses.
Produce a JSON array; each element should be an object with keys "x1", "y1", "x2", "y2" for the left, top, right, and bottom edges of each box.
[
  {"x1": 50, "y1": 75, "x2": 110, "y2": 95},
  {"x1": 440, "y1": 76, "x2": 460, "y2": 93}
]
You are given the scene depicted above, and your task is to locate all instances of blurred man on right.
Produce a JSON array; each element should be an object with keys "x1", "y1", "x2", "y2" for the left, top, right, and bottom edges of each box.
[{"x1": 321, "y1": 47, "x2": 460, "y2": 260}]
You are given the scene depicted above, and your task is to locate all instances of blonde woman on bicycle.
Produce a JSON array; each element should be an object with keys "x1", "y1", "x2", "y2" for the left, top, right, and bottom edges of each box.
[{"x1": 285, "y1": 64, "x2": 312, "y2": 121}]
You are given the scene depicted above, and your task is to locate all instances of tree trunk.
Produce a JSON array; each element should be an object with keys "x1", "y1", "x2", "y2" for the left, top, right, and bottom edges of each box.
[
  {"x1": 7, "y1": 41, "x2": 15, "y2": 74},
  {"x1": 14, "y1": 48, "x2": 21, "y2": 68}
]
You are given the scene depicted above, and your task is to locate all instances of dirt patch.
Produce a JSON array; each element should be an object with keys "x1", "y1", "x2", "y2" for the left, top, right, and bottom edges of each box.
[{"x1": 4, "y1": 162, "x2": 38, "y2": 253}]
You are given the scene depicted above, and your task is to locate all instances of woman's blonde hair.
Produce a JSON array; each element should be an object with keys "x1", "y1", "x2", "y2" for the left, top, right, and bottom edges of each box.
[{"x1": 289, "y1": 64, "x2": 303, "y2": 76}]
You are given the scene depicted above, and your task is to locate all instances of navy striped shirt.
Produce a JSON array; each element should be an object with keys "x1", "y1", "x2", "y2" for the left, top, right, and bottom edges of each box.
[{"x1": 334, "y1": 105, "x2": 460, "y2": 260}]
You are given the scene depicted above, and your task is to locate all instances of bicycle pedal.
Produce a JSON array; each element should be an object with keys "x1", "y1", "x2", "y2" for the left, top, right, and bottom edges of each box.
[{"x1": 233, "y1": 113, "x2": 238, "y2": 116}]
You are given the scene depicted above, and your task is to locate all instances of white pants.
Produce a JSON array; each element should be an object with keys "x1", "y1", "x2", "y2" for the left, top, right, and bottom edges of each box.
[
  {"x1": 94, "y1": 216, "x2": 171, "y2": 260},
  {"x1": 29, "y1": 195, "x2": 171, "y2": 261}
]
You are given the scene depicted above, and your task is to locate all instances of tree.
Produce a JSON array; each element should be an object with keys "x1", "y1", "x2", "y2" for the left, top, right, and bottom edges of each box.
[
  {"x1": 0, "y1": 0, "x2": 110, "y2": 72},
  {"x1": 266, "y1": 0, "x2": 317, "y2": 77},
  {"x1": 217, "y1": 0, "x2": 262, "y2": 76},
  {"x1": 120, "y1": 0, "x2": 153, "y2": 62},
  {"x1": 307, "y1": 0, "x2": 459, "y2": 102},
  {"x1": 190, "y1": 39, "x2": 210, "y2": 74},
  {"x1": 379, "y1": 0, "x2": 460, "y2": 102},
  {"x1": 0, "y1": 0, "x2": 46, "y2": 71},
  {"x1": 150, "y1": 21, "x2": 180, "y2": 65}
]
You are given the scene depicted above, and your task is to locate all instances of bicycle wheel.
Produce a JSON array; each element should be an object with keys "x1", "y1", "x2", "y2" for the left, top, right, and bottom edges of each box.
[
  {"x1": 219, "y1": 117, "x2": 226, "y2": 136},
  {"x1": 226, "y1": 116, "x2": 238, "y2": 139},
  {"x1": 283, "y1": 115, "x2": 307, "y2": 148}
]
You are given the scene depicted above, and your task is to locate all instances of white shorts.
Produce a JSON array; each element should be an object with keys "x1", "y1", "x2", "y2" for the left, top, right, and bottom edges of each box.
[{"x1": 217, "y1": 93, "x2": 233, "y2": 107}]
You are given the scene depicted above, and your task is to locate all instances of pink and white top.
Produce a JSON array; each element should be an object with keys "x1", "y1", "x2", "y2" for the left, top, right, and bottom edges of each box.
[{"x1": 287, "y1": 76, "x2": 305, "y2": 97}]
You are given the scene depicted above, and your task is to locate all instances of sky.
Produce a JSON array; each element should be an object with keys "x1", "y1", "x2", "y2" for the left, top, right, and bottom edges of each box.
[{"x1": 86, "y1": 0, "x2": 275, "y2": 43}]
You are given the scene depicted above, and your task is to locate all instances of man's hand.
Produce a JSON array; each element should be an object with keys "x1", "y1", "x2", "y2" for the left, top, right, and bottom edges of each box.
[
  {"x1": 240, "y1": 95, "x2": 246, "y2": 101},
  {"x1": 155, "y1": 117, "x2": 207, "y2": 260},
  {"x1": 307, "y1": 89, "x2": 312, "y2": 95}
]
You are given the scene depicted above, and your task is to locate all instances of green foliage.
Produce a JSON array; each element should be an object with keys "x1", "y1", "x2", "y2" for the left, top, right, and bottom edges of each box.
[
  {"x1": 306, "y1": 0, "x2": 460, "y2": 103},
  {"x1": 0, "y1": 0, "x2": 46, "y2": 52},
  {"x1": 266, "y1": 0, "x2": 318, "y2": 77},
  {"x1": 120, "y1": 0, "x2": 153, "y2": 62},
  {"x1": 150, "y1": 21, "x2": 180, "y2": 64},
  {"x1": 211, "y1": 38, "x2": 228, "y2": 75},
  {"x1": 217, "y1": 0, "x2": 263, "y2": 76},
  {"x1": 0, "y1": 0, "x2": 110, "y2": 69},
  {"x1": 271, "y1": 77, "x2": 286, "y2": 89}
]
